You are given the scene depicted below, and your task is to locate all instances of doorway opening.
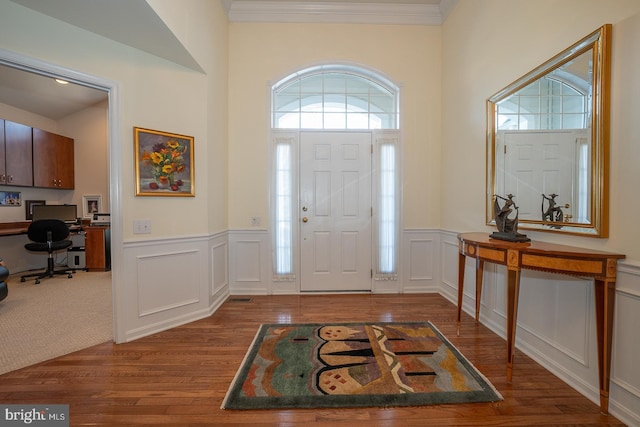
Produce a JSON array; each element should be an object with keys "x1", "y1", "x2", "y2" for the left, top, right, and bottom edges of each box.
[
  {"x1": 0, "y1": 50, "x2": 121, "y2": 342},
  {"x1": 270, "y1": 65, "x2": 400, "y2": 292}
]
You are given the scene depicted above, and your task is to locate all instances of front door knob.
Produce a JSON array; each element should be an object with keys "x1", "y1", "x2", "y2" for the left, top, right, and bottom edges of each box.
[{"x1": 302, "y1": 217, "x2": 308, "y2": 223}]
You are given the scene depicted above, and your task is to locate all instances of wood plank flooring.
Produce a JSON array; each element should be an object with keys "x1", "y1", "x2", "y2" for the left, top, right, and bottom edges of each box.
[{"x1": 0, "y1": 294, "x2": 624, "y2": 426}]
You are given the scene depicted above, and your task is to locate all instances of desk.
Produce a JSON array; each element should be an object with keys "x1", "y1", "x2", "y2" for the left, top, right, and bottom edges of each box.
[
  {"x1": 0, "y1": 221, "x2": 100, "y2": 270},
  {"x1": 457, "y1": 232, "x2": 625, "y2": 415},
  {"x1": 0, "y1": 221, "x2": 30, "y2": 236},
  {"x1": 0, "y1": 221, "x2": 83, "y2": 236}
]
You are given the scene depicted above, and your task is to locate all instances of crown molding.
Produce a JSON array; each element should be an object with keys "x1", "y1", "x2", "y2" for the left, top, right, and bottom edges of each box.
[
  {"x1": 227, "y1": 1, "x2": 445, "y2": 25},
  {"x1": 439, "y1": 0, "x2": 457, "y2": 21}
]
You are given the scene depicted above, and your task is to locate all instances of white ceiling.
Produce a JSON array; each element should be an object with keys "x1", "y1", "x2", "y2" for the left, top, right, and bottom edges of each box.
[
  {"x1": 2, "y1": 0, "x2": 455, "y2": 120},
  {"x1": 0, "y1": 64, "x2": 108, "y2": 121}
]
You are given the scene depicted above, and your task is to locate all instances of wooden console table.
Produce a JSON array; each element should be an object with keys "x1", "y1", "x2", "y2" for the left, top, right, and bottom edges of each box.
[{"x1": 457, "y1": 232, "x2": 625, "y2": 415}]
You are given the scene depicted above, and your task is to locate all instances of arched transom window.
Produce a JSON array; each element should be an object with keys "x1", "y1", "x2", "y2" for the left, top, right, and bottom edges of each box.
[
  {"x1": 272, "y1": 65, "x2": 399, "y2": 130},
  {"x1": 497, "y1": 76, "x2": 589, "y2": 130}
]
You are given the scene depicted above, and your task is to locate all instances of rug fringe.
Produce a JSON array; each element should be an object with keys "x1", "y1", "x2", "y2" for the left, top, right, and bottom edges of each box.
[
  {"x1": 429, "y1": 322, "x2": 503, "y2": 401},
  {"x1": 221, "y1": 324, "x2": 265, "y2": 410}
]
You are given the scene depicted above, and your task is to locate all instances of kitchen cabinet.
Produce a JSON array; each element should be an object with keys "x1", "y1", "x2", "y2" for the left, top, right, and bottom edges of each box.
[
  {"x1": 1, "y1": 119, "x2": 34, "y2": 186},
  {"x1": 32, "y1": 128, "x2": 74, "y2": 189}
]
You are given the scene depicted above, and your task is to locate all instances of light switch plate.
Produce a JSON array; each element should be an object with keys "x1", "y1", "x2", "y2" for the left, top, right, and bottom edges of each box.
[{"x1": 133, "y1": 219, "x2": 152, "y2": 234}]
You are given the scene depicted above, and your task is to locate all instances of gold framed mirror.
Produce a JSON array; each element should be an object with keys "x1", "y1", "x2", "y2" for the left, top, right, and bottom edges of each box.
[{"x1": 486, "y1": 24, "x2": 611, "y2": 237}]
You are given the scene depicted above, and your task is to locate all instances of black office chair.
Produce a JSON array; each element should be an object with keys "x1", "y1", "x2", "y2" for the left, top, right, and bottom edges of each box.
[
  {"x1": 0, "y1": 259, "x2": 8, "y2": 302},
  {"x1": 20, "y1": 219, "x2": 75, "y2": 284}
]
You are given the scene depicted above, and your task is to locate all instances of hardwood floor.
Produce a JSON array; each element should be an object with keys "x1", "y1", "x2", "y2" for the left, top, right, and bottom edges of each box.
[{"x1": 0, "y1": 294, "x2": 624, "y2": 426}]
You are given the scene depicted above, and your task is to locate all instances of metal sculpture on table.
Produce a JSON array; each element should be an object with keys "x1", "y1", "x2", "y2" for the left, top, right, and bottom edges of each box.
[
  {"x1": 541, "y1": 193, "x2": 569, "y2": 227},
  {"x1": 490, "y1": 194, "x2": 530, "y2": 242}
]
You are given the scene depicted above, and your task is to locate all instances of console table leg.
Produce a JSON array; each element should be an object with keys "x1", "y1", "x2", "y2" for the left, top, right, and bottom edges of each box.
[
  {"x1": 506, "y1": 267, "x2": 521, "y2": 383},
  {"x1": 594, "y1": 278, "x2": 615, "y2": 415},
  {"x1": 475, "y1": 259, "x2": 484, "y2": 322},
  {"x1": 457, "y1": 252, "x2": 466, "y2": 336}
]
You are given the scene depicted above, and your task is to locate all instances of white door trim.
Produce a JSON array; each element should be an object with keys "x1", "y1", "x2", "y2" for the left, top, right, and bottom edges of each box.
[{"x1": 0, "y1": 48, "x2": 123, "y2": 342}]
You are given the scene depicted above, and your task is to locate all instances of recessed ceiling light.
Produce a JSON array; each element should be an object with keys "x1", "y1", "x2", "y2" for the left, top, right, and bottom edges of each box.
[{"x1": 54, "y1": 78, "x2": 69, "y2": 85}]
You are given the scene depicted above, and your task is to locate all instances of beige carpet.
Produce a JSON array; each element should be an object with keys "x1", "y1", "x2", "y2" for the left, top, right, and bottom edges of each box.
[{"x1": 0, "y1": 270, "x2": 113, "y2": 375}]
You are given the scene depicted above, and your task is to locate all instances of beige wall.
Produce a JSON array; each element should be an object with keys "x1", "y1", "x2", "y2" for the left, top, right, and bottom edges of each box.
[
  {"x1": 3, "y1": 0, "x2": 638, "y2": 254},
  {"x1": 441, "y1": 0, "x2": 640, "y2": 260},
  {"x1": 228, "y1": 22, "x2": 442, "y2": 229},
  {"x1": 0, "y1": 103, "x2": 57, "y2": 131},
  {"x1": 147, "y1": 0, "x2": 230, "y2": 233},
  {"x1": 59, "y1": 100, "x2": 110, "y2": 217},
  {"x1": 0, "y1": 0, "x2": 228, "y2": 238}
]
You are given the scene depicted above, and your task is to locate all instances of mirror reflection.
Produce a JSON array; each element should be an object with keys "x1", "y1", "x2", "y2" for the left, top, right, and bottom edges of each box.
[{"x1": 487, "y1": 24, "x2": 611, "y2": 236}]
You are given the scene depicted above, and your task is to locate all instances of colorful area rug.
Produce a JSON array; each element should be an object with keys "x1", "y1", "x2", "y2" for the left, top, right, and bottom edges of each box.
[{"x1": 222, "y1": 322, "x2": 502, "y2": 410}]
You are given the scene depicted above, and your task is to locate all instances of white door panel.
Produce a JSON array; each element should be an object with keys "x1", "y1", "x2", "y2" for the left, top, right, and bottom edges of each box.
[
  {"x1": 300, "y1": 132, "x2": 372, "y2": 291},
  {"x1": 499, "y1": 131, "x2": 582, "y2": 221}
]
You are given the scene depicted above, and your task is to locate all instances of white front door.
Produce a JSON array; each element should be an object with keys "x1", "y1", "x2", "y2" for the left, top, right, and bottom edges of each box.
[
  {"x1": 498, "y1": 130, "x2": 580, "y2": 221},
  {"x1": 299, "y1": 132, "x2": 372, "y2": 292}
]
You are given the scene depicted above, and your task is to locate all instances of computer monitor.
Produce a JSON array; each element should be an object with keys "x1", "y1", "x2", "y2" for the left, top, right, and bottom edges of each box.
[{"x1": 31, "y1": 204, "x2": 78, "y2": 223}]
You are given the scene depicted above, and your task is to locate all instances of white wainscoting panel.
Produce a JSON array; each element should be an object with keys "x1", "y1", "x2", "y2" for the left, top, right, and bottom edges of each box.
[
  {"x1": 235, "y1": 241, "x2": 261, "y2": 281},
  {"x1": 484, "y1": 267, "x2": 592, "y2": 367},
  {"x1": 136, "y1": 249, "x2": 201, "y2": 317},
  {"x1": 211, "y1": 239, "x2": 228, "y2": 297},
  {"x1": 229, "y1": 230, "x2": 270, "y2": 294},
  {"x1": 402, "y1": 230, "x2": 440, "y2": 293},
  {"x1": 439, "y1": 232, "x2": 460, "y2": 298},
  {"x1": 514, "y1": 271, "x2": 591, "y2": 365},
  {"x1": 121, "y1": 233, "x2": 228, "y2": 342},
  {"x1": 229, "y1": 229, "x2": 442, "y2": 295},
  {"x1": 409, "y1": 240, "x2": 432, "y2": 279},
  {"x1": 609, "y1": 262, "x2": 640, "y2": 425}
]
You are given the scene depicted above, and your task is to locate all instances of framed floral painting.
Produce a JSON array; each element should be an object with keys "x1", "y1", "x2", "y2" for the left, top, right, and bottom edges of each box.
[{"x1": 134, "y1": 127, "x2": 195, "y2": 197}]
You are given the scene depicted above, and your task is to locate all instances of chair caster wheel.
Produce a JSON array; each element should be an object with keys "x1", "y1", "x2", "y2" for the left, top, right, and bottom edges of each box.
[
  {"x1": 67, "y1": 274, "x2": 72, "y2": 278},
  {"x1": 35, "y1": 279, "x2": 40, "y2": 284},
  {"x1": 21, "y1": 277, "x2": 25, "y2": 282}
]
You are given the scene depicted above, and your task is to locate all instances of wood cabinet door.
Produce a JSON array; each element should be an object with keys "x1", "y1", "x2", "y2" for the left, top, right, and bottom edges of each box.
[
  {"x1": 3, "y1": 120, "x2": 33, "y2": 186},
  {"x1": 32, "y1": 128, "x2": 57, "y2": 188},
  {"x1": 84, "y1": 227, "x2": 106, "y2": 270},
  {"x1": 33, "y1": 128, "x2": 75, "y2": 189},
  {"x1": 55, "y1": 134, "x2": 74, "y2": 189}
]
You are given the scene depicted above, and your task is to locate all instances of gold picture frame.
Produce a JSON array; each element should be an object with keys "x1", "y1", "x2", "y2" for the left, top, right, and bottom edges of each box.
[{"x1": 134, "y1": 127, "x2": 195, "y2": 197}]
